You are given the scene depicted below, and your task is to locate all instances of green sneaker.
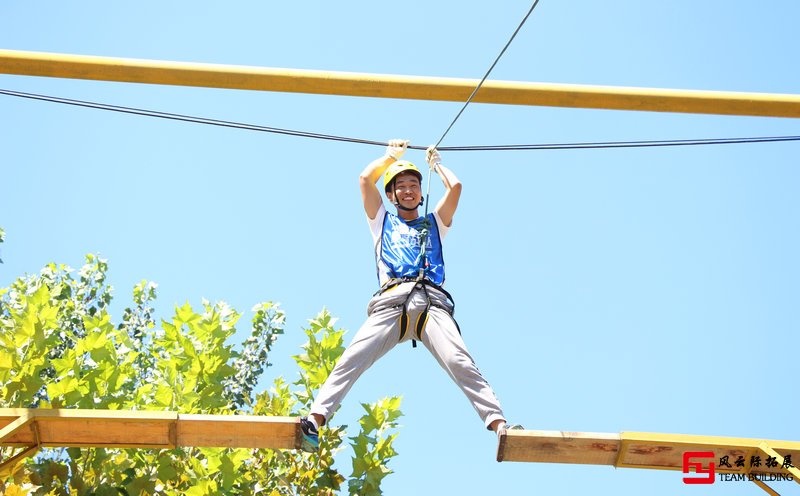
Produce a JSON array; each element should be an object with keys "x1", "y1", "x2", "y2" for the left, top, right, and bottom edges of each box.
[{"x1": 300, "y1": 417, "x2": 319, "y2": 453}]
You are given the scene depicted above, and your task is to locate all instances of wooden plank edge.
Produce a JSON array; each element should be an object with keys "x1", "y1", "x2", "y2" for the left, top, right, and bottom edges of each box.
[
  {"x1": 622, "y1": 431, "x2": 800, "y2": 451},
  {"x1": 496, "y1": 429, "x2": 507, "y2": 462},
  {"x1": 0, "y1": 408, "x2": 178, "y2": 422},
  {"x1": 294, "y1": 417, "x2": 302, "y2": 451}
]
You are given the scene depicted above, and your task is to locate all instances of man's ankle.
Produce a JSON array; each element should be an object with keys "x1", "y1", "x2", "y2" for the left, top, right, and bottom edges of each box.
[
  {"x1": 490, "y1": 419, "x2": 506, "y2": 433},
  {"x1": 310, "y1": 413, "x2": 325, "y2": 429}
]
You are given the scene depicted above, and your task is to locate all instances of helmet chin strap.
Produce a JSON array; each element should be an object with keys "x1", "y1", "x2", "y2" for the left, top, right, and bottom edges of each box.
[{"x1": 393, "y1": 197, "x2": 424, "y2": 212}]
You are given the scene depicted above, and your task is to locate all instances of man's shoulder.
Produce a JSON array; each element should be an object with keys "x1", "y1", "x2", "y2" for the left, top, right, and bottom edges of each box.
[
  {"x1": 367, "y1": 204, "x2": 387, "y2": 240},
  {"x1": 368, "y1": 203, "x2": 387, "y2": 222}
]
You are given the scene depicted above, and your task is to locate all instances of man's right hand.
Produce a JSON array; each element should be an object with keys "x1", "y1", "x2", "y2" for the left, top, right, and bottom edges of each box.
[{"x1": 385, "y1": 139, "x2": 409, "y2": 160}]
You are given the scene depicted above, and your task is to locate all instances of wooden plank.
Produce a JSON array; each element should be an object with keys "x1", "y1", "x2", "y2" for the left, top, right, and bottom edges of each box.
[
  {"x1": 0, "y1": 409, "x2": 177, "y2": 448},
  {"x1": 3, "y1": 49, "x2": 800, "y2": 117},
  {"x1": 497, "y1": 430, "x2": 620, "y2": 464},
  {"x1": 178, "y1": 414, "x2": 299, "y2": 450},
  {"x1": 0, "y1": 409, "x2": 300, "y2": 450},
  {"x1": 497, "y1": 428, "x2": 800, "y2": 481}
]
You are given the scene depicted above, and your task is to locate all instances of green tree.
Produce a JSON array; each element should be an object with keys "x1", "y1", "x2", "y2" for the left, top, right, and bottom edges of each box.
[{"x1": 0, "y1": 252, "x2": 402, "y2": 495}]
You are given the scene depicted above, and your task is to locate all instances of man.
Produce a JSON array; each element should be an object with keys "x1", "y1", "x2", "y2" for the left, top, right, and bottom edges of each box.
[{"x1": 300, "y1": 139, "x2": 517, "y2": 452}]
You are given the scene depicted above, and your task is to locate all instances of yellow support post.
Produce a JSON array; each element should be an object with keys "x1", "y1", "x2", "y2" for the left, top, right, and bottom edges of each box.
[
  {"x1": 756, "y1": 442, "x2": 800, "y2": 494},
  {"x1": 2, "y1": 49, "x2": 800, "y2": 117},
  {"x1": 751, "y1": 478, "x2": 781, "y2": 496}
]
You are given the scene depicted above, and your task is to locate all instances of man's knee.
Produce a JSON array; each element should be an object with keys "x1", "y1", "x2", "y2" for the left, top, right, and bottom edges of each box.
[{"x1": 442, "y1": 348, "x2": 476, "y2": 371}]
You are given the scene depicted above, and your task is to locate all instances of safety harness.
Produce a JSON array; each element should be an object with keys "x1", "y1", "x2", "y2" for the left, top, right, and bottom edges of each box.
[{"x1": 374, "y1": 276, "x2": 460, "y2": 348}]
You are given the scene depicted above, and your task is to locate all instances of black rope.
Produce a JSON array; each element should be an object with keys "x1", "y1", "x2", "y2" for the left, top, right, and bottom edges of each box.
[
  {"x1": 434, "y1": 0, "x2": 542, "y2": 149},
  {"x1": 2, "y1": 88, "x2": 799, "y2": 151}
]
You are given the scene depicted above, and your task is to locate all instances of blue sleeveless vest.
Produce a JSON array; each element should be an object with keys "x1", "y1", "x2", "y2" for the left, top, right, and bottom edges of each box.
[{"x1": 377, "y1": 211, "x2": 445, "y2": 285}]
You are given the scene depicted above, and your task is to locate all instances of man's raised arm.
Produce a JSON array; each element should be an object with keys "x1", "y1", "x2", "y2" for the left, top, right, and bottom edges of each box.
[
  {"x1": 359, "y1": 139, "x2": 409, "y2": 219},
  {"x1": 427, "y1": 147, "x2": 462, "y2": 227}
]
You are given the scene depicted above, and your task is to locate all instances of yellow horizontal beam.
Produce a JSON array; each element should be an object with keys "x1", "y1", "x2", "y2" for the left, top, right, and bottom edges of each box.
[
  {"x1": 0, "y1": 408, "x2": 300, "y2": 450},
  {"x1": 2, "y1": 49, "x2": 800, "y2": 117}
]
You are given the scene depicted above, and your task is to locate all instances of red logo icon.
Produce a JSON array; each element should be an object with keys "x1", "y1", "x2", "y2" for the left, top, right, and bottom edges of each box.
[{"x1": 683, "y1": 451, "x2": 716, "y2": 484}]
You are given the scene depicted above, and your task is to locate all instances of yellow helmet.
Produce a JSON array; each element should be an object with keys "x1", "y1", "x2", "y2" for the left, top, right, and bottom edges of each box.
[{"x1": 383, "y1": 161, "x2": 422, "y2": 192}]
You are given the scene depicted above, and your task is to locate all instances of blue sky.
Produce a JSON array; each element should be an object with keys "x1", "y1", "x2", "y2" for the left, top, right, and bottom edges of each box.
[{"x1": 2, "y1": 1, "x2": 798, "y2": 494}]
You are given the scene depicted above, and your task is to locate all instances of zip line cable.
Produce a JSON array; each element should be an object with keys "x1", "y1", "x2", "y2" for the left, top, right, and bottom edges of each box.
[
  {"x1": 416, "y1": 0, "x2": 542, "y2": 279},
  {"x1": 2, "y1": 88, "x2": 800, "y2": 151},
  {"x1": 433, "y1": 0, "x2": 542, "y2": 150},
  {"x1": 0, "y1": 88, "x2": 388, "y2": 146},
  {"x1": 440, "y1": 135, "x2": 800, "y2": 150}
]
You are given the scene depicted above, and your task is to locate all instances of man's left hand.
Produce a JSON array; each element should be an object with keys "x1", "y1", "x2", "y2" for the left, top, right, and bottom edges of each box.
[{"x1": 426, "y1": 145, "x2": 442, "y2": 171}]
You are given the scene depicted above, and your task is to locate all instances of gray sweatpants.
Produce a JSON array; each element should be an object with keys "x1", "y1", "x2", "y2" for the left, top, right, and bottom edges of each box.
[{"x1": 310, "y1": 282, "x2": 506, "y2": 430}]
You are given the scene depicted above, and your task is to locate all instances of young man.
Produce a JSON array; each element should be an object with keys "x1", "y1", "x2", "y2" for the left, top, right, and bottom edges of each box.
[{"x1": 300, "y1": 139, "x2": 517, "y2": 452}]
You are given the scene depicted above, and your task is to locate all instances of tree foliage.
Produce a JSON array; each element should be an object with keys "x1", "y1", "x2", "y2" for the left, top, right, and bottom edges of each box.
[{"x1": 0, "y1": 252, "x2": 402, "y2": 495}]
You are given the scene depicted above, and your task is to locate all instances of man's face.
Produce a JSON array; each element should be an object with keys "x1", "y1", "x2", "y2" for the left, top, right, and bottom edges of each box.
[{"x1": 390, "y1": 172, "x2": 421, "y2": 209}]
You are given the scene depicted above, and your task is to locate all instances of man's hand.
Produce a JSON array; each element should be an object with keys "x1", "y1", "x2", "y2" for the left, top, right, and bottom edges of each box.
[
  {"x1": 426, "y1": 145, "x2": 442, "y2": 171},
  {"x1": 429, "y1": 147, "x2": 461, "y2": 227},
  {"x1": 385, "y1": 139, "x2": 409, "y2": 160}
]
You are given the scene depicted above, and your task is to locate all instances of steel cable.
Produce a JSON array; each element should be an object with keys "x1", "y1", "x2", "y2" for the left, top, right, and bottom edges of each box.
[{"x1": 2, "y1": 88, "x2": 799, "y2": 152}]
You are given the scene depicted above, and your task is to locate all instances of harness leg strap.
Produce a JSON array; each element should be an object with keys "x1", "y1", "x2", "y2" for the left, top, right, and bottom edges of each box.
[{"x1": 399, "y1": 306, "x2": 409, "y2": 341}]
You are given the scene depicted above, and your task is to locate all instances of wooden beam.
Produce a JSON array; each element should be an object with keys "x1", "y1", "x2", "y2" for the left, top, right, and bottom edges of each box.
[
  {"x1": 178, "y1": 414, "x2": 301, "y2": 450},
  {"x1": 2, "y1": 49, "x2": 800, "y2": 118},
  {"x1": 497, "y1": 430, "x2": 621, "y2": 464},
  {"x1": 0, "y1": 445, "x2": 40, "y2": 477},
  {"x1": 0, "y1": 412, "x2": 34, "y2": 443},
  {"x1": 498, "y1": 429, "x2": 800, "y2": 478},
  {"x1": 0, "y1": 408, "x2": 300, "y2": 450}
]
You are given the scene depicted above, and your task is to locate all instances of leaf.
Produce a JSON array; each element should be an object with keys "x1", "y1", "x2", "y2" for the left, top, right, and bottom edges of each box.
[
  {"x1": 0, "y1": 349, "x2": 14, "y2": 370},
  {"x1": 89, "y1": 343, "x2": 115, "y2": 364},
  {"x1": 2, "y1": 483, "x2": 36, "y2": 496},
  {"x1": 47, "y1": 376, "x2": 79, "y2": 399},
  {"x1": 157, "y1": 455, "x2": 178, "y2": 482},
  {"x1": 82, "y1": 327, "x2": 109, "y2": 351},
  {"x1": 175, "y1": 302, "x2": 201, "y2": 328},
  {"x1": 220, "y1": 454, "x2": 236, "y2": 491},
  {"x1": 154, "y1": 384, "x2": 174, "y2": 408},
  {"x1": 16, "y1": 308, "x2": 36, "y2": 341},
  {"x1": 50, "y1": 348, "x2": 78, "y2": 376},
  {"x1": 184, "y1": 482, "x2": 210, "y2": 496}
]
